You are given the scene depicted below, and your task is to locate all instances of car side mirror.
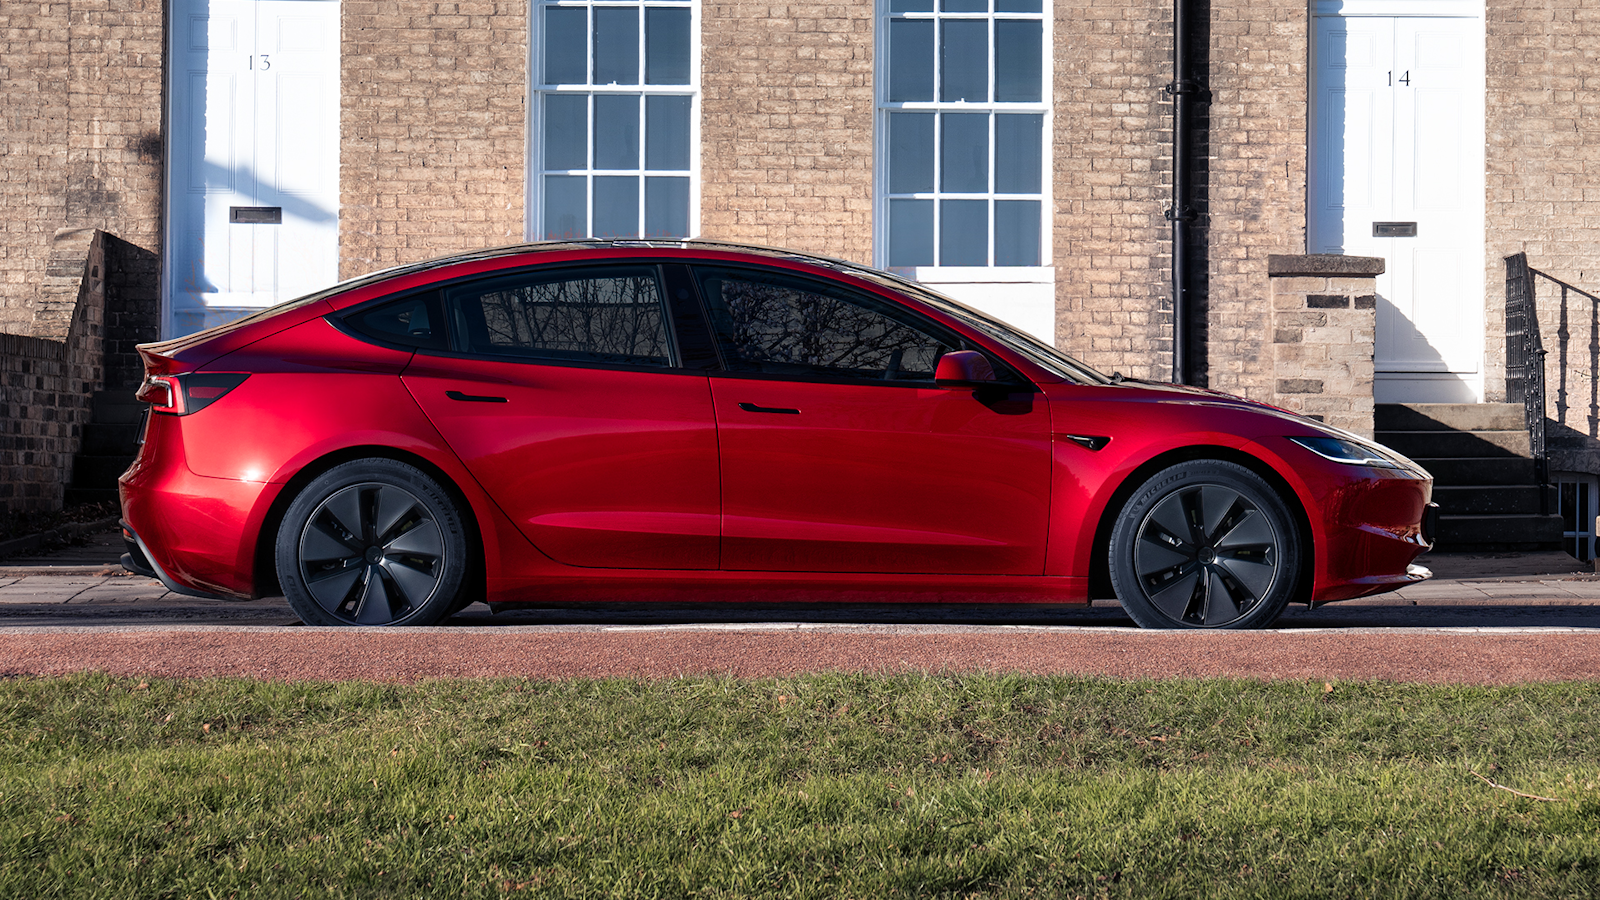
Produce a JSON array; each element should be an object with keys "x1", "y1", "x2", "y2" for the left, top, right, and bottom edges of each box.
[{"x1": 935, "y1": 350, "x2": 999, "y2": 388}]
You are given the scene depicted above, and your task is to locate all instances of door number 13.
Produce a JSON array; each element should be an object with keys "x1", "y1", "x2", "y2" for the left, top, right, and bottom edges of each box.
[
  {"x1": 1388, "y1": 70, "x2": 1410, "y2": 86},
  {"x1": 248, "y1": 54, "x2": 272, "y2": 70}
]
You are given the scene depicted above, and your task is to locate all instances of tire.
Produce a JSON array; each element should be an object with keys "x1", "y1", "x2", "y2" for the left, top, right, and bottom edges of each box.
[
  {"x1": 1108, "y1": 460, "x2": 1302, "y2": 630},
  {"x1": 276, "y1": 458, "x2": 469, "y2": 626}
]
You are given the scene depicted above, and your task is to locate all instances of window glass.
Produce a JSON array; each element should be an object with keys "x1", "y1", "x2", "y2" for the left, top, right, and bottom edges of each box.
[
  {"x1": 543, "y1": 175, "x2": 586, "y2": 240},
  {"x1": 594, "y1": 95, "x2": 640, "y2": 169},
  {"x1": 939, "y1": 20, "x2": 988, "y2": 102},
  {"x1": 994, "y1": 113, "x2": 1042, "y2": 193},
  {"x1": 888, "y1": 112, "x2": 935, "y2": 193},
  {"x1": 888, "y1": 20, "x2": 934, "y2": 102},
  {"x1": 880, "y1": 0, "x2": 1047, "y2": 268},
  {"x1": 645, "y1": 95, "x2": 692, "y2": 169},
  {"x1": 940, "y1": 113, "x2": 988, "y2": 192},
  {"x1": 543, "y1": 94, "x2": 588, "y2": 169},
  {"x1": 994, "y1": 20, "x2": 1042, "y2": 102},
  {"x1": 645, "y1": 177, "x2": 691, "y2": 237},
  {"x1": 346, "y1": 293, "x2": 448, "y2": 351},
  {"x1": 645, "y1": 8, "x2": 691, "y2": 84},
  {"x1": 535, "y1": 1, "x2": 695, "y2": 241},
  {"x1": 593, "y1": 7, "x2": 640, "y2": 84},
  {"x1": 940, "y1": 199, "x2": 988, "y2": 266},
  {"x1": 888, "y1": 199, "x2": 935, "y2": 267},
  {"x1": 543, "y1": 7, "x2": 587, "y2": 84},
  {"x1": 593, "y1": 176, "x2": 640, "y2": 237},
  {"x1": 696, "y1": 268, "x2": 955, "y2": 381},
  {"x1": 449, "y1": 268, "x2": 672, "y2": 366}
]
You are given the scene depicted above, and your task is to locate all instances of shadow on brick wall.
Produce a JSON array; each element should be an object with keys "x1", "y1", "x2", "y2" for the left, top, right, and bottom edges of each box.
[{"x1": 103, "y1": 235, "x2": 160, "y2": 389}]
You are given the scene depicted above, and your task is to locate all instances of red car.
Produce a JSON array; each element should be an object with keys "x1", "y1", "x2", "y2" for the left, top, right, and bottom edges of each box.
[{"x1": 119, "y1": 241, "x2": 1435, "y2": 629}]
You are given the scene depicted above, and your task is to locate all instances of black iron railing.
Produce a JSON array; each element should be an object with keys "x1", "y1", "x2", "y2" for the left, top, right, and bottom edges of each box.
[{"x1": 1505, "y1": 252, "x2": 1547, "y2": 497}]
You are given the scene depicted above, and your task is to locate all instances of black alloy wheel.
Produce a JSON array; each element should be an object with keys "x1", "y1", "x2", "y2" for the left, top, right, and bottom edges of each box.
[
  {"x1": 1108, "y1": 460, "x2": 1302, "y2": 629},
  {"x1": 276, "y1": 459, "x2": 468, "y2": 626}
]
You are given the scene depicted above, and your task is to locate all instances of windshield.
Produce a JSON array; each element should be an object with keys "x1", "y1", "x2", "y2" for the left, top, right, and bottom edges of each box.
[{"x1": 827, "y1": 266, "x2": 1113, "y2": 384}]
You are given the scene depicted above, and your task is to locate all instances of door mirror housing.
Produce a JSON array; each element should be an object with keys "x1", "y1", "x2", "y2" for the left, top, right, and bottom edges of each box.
[{"x1": 935, "y1": 350, "x2": 999, "y2": 388}]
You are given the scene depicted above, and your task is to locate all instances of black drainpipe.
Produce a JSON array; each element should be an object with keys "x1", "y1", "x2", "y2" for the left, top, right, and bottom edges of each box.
[{"x1": 1165, "y1": 0, "x2": 1205, "y2": 385}]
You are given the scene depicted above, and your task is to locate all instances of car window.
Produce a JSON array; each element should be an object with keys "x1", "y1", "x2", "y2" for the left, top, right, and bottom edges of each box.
[
  {"x1": 447, "y1": 266, "x2": 673, "y2": 367},
  {"x1": 343, "y1": 292, "x2": 449, "y2": 351},
  {"x1": 694, "y1": 267, "x2": 956, "y2": 382}
]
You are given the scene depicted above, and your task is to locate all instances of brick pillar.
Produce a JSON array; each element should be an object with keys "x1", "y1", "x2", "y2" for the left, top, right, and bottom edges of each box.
[{"x1": 1267, "y1": 254, "x2": 1382, "y2": 439}]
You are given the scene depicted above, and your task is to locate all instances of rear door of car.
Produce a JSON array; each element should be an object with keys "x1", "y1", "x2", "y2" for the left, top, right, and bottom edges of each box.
[
  {"x1": 692, "y1": 265, "x2": 1053, "y2": 575},
  {"x1": 400, "y1": 262, "x2": 722, "y2": 569}
]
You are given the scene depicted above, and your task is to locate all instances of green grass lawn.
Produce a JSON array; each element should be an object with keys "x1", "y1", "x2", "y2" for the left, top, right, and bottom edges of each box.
[{"x1": 2, "y1": 673, "x2": 1597, "y2": 898}]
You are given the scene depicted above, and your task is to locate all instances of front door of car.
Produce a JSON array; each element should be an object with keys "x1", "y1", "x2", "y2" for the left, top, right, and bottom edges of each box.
[
  {"x1": 694, "y1": 266, "x2": 1052, "y2": 574},
  {"x1": 402, "y1": 264, "x2": 720, "y2": 569}
]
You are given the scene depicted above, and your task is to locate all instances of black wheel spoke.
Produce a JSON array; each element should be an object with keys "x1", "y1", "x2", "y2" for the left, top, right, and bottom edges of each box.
[
  {"x1": 306, "y1": 566, "x2": 362, "y2": 613},
  {"x1": 1131, "y1": 476, "x2": 1283, "y2": 628},
  {"x1": 303, "y1": 515, "x2": 362, "y2": 563},
  {"x1": 1199, "y1": 569, "x2": 1243, "y2": 625},
  {"x1": 1217, "y1": 550, "x2": 1276, "y2": 600},
  {"x1": 1150, "y1": 495, "x2": 1198, "y2": 548},
  {"x1": 353, "y1": 570, "x2": 396, "y2": 625},
  {"x1": 373, "y1": 486, "x2": 420, "y2": 545},
  {"x1": 383, "y1": 558, "x2": 438, "y2": 606},
  {"x1": 1147, "y1": 567, "x2": 1201, "y2": 620},
  {"x1": 297, "y1": 479, "x2": 447, "y2": 626}
]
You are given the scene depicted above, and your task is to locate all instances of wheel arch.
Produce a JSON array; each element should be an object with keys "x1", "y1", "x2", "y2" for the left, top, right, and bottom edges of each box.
[
  {"x1": 251, "y1": 445, "x2": 486, "y2": 600},
  {"x1": 1087, "y1": 444, "x2": 1316, "y2": 604}
]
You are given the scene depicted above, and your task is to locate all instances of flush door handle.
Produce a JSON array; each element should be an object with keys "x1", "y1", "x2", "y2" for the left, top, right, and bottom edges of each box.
[
  {"x1": 738, "y1": 402, "x2": 800, "y2": 415},
  {"x1": 446, "y1": 390, "x2": 507, "y2": 403}
]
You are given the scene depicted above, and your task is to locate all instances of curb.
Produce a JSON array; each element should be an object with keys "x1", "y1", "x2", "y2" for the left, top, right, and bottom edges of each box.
[
  {"x1": 0, "y1": 565, "x2": 131, "y2": 577},
  {"x1": 0, "y1": 516, "x2": 120, "y2": 564}
]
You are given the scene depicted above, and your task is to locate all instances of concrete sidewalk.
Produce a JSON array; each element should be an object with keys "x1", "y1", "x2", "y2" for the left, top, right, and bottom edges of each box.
[{"x1": 1, "y1": 529, "x2": 1598, "y2": 629}]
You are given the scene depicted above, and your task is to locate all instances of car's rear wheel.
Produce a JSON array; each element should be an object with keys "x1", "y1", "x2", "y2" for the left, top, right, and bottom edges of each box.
[
  {"x1": 276, "y1": 459, "x2": 468, "y2": 626},
  {"x1": 1108, "y1": 460, "x2": 1301, "y2": 629}
]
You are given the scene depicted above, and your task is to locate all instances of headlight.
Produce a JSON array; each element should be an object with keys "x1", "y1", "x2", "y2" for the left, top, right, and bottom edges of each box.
[{"x1": 1286, "y1": 435, "x2": 1399, "y2": 468}]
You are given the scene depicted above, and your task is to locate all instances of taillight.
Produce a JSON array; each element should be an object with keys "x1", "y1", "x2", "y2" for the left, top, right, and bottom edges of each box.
[{"x1": 137, "y1": 373, "x2": 249, "y2": 415}]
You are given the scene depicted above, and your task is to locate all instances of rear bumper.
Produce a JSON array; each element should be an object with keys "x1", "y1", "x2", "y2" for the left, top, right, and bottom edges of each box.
[
  {"x1": 119, "y1": 521, "x2": 229, "y2": 600},
  {"x1": 118, "y1": 413, "x2": 281, "y2": 599}
]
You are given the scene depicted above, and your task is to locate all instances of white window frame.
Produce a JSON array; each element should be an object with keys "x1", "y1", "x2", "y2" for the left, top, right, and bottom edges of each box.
[
  {"x1": 872, "y1": 0, "x2": 1054, "y2": 342},
  {"x1": 527, "y1": 0, "x2": 701, "y2": 241}
]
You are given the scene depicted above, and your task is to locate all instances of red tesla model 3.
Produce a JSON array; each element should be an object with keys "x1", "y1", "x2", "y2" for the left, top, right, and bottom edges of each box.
[{"x1": 119, "y1": 241, "x2": 1435, "y2": 629}]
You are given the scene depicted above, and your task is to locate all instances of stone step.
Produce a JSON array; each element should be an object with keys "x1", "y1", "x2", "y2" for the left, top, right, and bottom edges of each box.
[
  {"x1": 1375, "y1": 402, "x2": 1525, "y2": 432},
  {"x1": 1435, "y1": 513, "x2": 1565, "y2": 550},
  {"x1": 1416, "y1": 457, "x2": 1537, "y2": 485},
  {"x1": 1431, "y1": 484, "x2": 1549, "y2": 516},
  {"x1": 1377, "y1": 429, "x2": 1531, "y2": 460}
]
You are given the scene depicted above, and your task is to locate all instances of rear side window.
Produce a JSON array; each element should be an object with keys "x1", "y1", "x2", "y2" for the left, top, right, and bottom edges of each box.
[
  {"x1": 447, "y1": 266, "x2": 673, "y2": 367},
  {"x1": 694, "y1": 267, "x2": 955, "y2": 382},
  {"x1": 344, "y1": 292, "x2": 449, "y2": 351}
]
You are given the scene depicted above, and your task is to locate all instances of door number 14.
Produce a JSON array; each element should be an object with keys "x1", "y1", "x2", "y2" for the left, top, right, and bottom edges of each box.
[{"x1": 1388, "y1": 70, "x2": 1410, "y2": 86}]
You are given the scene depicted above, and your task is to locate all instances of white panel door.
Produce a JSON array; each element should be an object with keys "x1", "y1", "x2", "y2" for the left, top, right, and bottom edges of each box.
[
  {"x1": 168, "y1": 0, "x2": 340, "y2": 337},
  {"x1": 1309, "y1": 15, "x2": 1484, "y2": 402}
]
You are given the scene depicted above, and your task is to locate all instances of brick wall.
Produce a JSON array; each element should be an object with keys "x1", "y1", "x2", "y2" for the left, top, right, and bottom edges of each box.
[
  {"x1": 0, "y1": 231, "x2": 106, "y2": 515},
  {"x1": 1201, "y1": 1, "x2": 1308, "y2": 403},
  {"x1": 1485, "y1": 0, "x2": 1600, "y2": 409},
  {"x1": 339, "y1": 1, "x2": 530, "y2": 277},
  {"x1": 698, "y1": 0, "x2": 876, "y2": 264},
  {"x1": 1268, "y1": 254, "x2": 1380, "y2": 439},
  {"x1": 0, "y1": 0, "x2": 163, "y2": 386},
  {"x1": 1052, "y1": 0, "x2": 1173, "y2": 381}
]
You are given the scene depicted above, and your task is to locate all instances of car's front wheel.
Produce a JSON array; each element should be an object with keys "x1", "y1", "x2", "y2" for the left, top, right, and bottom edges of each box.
[
  {"x1": 1108, "y1": 460, "x2": 1302, "y2": 629},
  {"x1": 276, "y1": 458, "x2": 468, "y2": 626}
]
